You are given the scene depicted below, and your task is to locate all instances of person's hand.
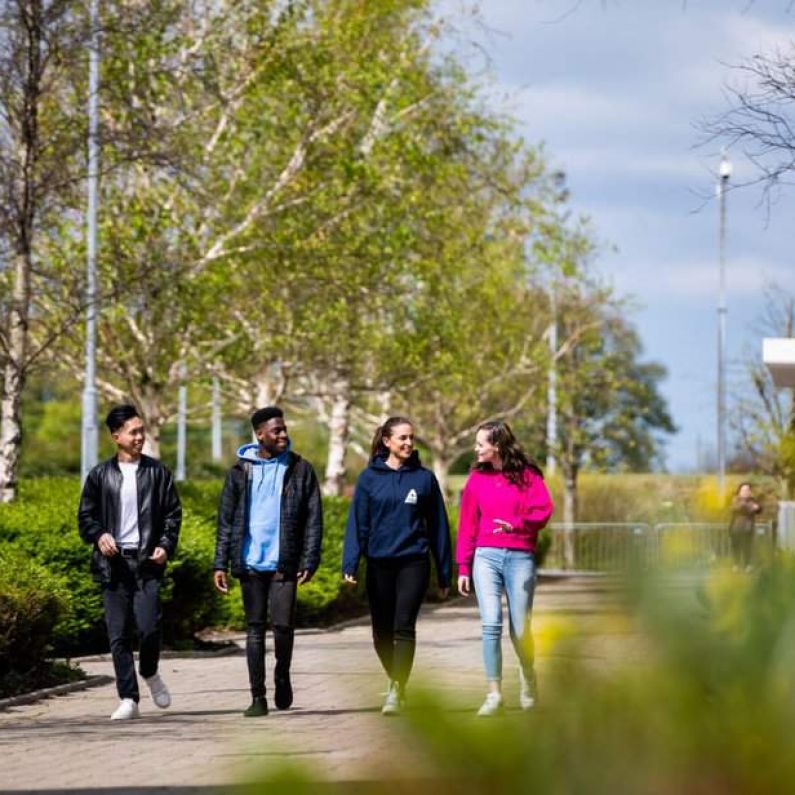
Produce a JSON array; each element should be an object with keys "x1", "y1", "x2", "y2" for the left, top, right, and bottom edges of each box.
[
  {"x1": 213, "y1": 570, "x2": 229, "y2": 594},
  {"x1": 439, "y1": 587, "x2": 450, "y2": 600},
  {"x1": 493, "y1": 519, "x2": 513, "y2": 534},
  {"x1": 97, "y1": 533, "x2": 118, "y2": 557},
  {"x1": 149, "y1": 547, "x2": 168, "y2": 565},
  {"x1": 457, "y1": 575, "x2": 471, "y2": 596},
  {"x1": 343, "y1": 573, "x2": 357, "y2": 585},
  {"x1": 297, "y1": 569, "x2": 312, "y2": 585}
]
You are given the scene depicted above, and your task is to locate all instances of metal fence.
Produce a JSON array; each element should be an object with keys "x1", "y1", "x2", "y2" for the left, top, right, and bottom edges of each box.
[{"x1": 543, "y1": 521, "x2": 774, "y2": 572}]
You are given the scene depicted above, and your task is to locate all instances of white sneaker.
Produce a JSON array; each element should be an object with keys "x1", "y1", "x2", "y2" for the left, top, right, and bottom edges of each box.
[
  {"x1": 110, "y1": 698, "x2": 140, "y2": 720},
  {"x1": 520, "y1": 670, "x2": 537, "y2": 710},
  {"x1": 144, "y1": 673, "x2": 171, "y2": 709},
  {"x1": 477, "y1": 692, "x2": 503, "y2": 717},
  {"x1": 381, "y1": 681, "x2": 403, "y2": 716}
]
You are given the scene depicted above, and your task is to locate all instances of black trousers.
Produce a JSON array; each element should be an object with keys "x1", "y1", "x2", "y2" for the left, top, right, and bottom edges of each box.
[
  {"x1": 240, "y1": 570, "x2": 297, "y2": 699},
  {"x1": 365, "y1": 554, "x2": 430, "y2": 687},
  {"x1": 102, "y1": 556, "x2": 162, "y2": 703},
  {"x1": 730, "y1": 531, "x2": 754, "y2": 567}
]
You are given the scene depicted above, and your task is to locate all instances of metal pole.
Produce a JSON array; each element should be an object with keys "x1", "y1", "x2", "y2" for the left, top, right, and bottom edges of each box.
[
  {"x1": 546, "y1": 287, "x2": 557, "y2": 475},
  {"x1": 176, "y1": 364, "x2": 187, "y2": 481},
  {"x1": 81, "y1": 0, "x2": 100, "y2": 482},
  {"x1": 717, "y1": 152, "x2": 731, "y2": 498},
  {"x1": 211, "y1": 376, "x2": 222, "y2": 461}
]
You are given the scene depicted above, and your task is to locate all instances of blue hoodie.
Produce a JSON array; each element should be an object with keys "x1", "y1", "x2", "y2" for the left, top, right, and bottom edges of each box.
[
  {"x1": 342, "y1": 452, "x2": 452, "y2": 587},
  {"x1": 237, "y1": 442, "x2": 289, "y2": 572}
]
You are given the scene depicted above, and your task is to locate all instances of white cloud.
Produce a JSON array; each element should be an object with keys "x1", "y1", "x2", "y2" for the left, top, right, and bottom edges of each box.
[{"x1": 611, "y1": 257, "x2": 794, "y2": 300}]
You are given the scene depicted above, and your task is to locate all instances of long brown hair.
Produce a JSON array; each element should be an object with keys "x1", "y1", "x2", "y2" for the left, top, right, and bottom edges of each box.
[
  {"x1": 473, "y1": 420, "x2": 543, "y2": 485},
  {"x1": 370, "y1": 416, "x2": 414, "y2": 460}
]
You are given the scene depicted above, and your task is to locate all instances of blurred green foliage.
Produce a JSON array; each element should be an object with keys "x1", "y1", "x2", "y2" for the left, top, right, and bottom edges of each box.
[{"x1": 247, "y1": 557, "x2": 795, "y2": 793}]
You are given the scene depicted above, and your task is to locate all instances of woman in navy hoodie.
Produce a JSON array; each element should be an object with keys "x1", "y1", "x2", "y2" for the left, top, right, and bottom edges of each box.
[{"x1": 343, "y1": 416, "x2": 452, "y2": 715}]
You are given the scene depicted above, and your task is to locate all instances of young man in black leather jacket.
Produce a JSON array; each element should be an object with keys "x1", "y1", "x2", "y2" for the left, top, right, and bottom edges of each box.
[{"x1": 78, "y1": 404, "x2": 182, "y2": 720}]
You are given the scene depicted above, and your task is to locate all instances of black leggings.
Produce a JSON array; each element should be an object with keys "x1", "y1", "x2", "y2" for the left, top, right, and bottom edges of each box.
[
  {"x1": 240, "y1": 571, "x2": 297, "y2": 699},
  {"x1": 365, "y1": 555, "x2": 430, "y2": 687}
]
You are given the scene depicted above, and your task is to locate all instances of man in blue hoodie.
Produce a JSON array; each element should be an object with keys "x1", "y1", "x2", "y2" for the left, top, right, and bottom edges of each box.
[{"x1": 213, "y1": 406, "x2": 323, "y2": 717}]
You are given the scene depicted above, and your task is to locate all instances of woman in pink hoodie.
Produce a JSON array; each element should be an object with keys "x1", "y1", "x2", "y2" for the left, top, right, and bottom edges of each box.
[{"x1": 456, "y1": 421, "x2": 554, "y2": 717}]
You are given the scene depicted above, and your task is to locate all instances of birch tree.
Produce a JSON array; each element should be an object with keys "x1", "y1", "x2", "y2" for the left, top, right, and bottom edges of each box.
[{"x1": 0, "y1": 0, "x2": 84, "y2": 500}]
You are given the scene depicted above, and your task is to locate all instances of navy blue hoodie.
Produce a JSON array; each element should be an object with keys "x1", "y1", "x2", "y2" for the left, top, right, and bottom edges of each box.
[{"x1": 342, "y1": 452, "x2": 452, "y2": 587}]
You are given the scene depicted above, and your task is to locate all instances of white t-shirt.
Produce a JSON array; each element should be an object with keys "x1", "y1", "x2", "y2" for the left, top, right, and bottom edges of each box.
[{"x1": 117, "y1": 461, "x2": 140, "y2": 547}]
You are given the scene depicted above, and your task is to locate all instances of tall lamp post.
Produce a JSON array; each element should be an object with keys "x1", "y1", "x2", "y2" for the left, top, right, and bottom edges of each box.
[
  {"x1": 546, "y1": 286, "x2": 557, "y2": 476},
  {"x1": 717, "y1": 151, "x2": 732, "y2": 498},
  {"x1": 81, "y1": 0, "x2": 100, "y2": 482}
]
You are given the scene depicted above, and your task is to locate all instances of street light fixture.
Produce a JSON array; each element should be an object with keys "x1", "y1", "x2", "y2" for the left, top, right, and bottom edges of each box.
[{"x1": 716, "y1": 150, "x2": 732, "y2": 498}]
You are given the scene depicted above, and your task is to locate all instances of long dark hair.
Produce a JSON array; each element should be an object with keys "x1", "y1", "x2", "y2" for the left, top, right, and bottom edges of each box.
[
  {"x1": 473, "y1": 421, "x2": 543, "y2": 485},
  {"x1": 371, "y1": 416, "x2": 414, "y2": 460}
]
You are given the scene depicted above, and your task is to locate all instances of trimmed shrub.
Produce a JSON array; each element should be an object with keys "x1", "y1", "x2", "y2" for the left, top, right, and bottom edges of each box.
[
  {"x1": 0, "y1": 476, "x2": 462, "y2": 655},
  {"x1": 0, "y1": 551, "x2": 72, "y2": 694}
]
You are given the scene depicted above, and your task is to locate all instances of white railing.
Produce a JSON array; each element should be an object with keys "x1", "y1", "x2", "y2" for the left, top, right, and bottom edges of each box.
[{"x1": 543, "y1": 522, "x2": 774, "y2": 571}]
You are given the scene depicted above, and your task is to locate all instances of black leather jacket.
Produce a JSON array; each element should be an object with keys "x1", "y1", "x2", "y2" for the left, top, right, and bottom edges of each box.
[
  {"x1": 77, "y1": 455, "x2": 182, "y2": 582},
  {"x1": 213, "y1": 451, "x2": 323, "y2": 578}
]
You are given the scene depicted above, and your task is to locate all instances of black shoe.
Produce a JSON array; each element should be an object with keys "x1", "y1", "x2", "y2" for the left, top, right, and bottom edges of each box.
[
  {"x1": 243, "y1": 697, "x2": 268, "y2": 717},
  {"x1": 274, "y1": 674, "x2": 293, "y2": 710}
]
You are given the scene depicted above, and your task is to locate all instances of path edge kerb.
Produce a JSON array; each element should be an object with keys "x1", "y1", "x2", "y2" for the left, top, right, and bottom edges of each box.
[{"x1": 0, "y1": 674, "x2": 114, "y2": 712}]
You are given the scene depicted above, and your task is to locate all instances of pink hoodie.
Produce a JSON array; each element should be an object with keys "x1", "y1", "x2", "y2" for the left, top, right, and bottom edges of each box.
[{"x1": 456, "y1": 468, "x2": 554, "y2": 577}]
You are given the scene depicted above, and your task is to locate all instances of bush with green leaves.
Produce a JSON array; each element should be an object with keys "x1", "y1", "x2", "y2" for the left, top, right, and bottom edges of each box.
[
  {"x1": 0, "y1": 477, "x2": 363, "y2": 655},
  {"x1": 0, "y1": 550, "x2": 72, "y2": 695},
  {"x1": 0, "y1": 476, "x2": 470, "y2": 660}
]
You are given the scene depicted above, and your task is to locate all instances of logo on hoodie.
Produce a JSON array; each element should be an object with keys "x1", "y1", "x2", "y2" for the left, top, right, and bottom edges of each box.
[{"x1": 404, "y1": 489, "x2": 418, "y2": 505}]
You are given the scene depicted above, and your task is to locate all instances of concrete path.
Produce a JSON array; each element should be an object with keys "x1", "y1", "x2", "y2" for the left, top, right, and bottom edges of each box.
[{"x1": 0, "y1": 577, "x2": 636, "y2": 793}]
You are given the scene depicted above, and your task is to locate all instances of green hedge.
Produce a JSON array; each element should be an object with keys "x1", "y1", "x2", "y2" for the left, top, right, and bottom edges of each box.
[
  {"x1": 0, "y1": 550, "x2": 73, "y2": 696},
  {"x1": 0, "y1": 478, "x2": 360, "y2": 655},
  {"x1": 0, "y1": 477, "x2": 486, "y2": 661}
]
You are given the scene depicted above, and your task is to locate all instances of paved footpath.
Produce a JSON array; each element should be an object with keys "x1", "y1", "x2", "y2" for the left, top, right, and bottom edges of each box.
[{"x1": 0, "y1": 577, "x2": 639, "y2": 793}]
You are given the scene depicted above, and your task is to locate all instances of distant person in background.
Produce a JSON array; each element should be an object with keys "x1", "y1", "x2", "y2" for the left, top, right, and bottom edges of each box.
[
  {"x1": 342, "y1": 416, "x2": 452, "y2": 716},
  {"x1": 78, "y1": 404, "x2": 182, "y2": 721},
  {"x1": 456, "y1": 421, "x2": 553, "y2": 717},
  {"x1": 729, "y1": 481, "x2": 762, "y2": 571},
  {"x1": 213, "y1": 406, "x2": 323, "y2": 717}
]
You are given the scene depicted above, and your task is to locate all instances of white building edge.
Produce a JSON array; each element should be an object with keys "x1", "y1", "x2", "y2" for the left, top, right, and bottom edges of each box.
[{"x1": 763, "y1": 338, "x2": 795, "y2": 547}]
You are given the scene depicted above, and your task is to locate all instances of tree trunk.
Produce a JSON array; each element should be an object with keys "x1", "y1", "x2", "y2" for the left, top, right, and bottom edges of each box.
[
  {"x1": 137, "y1": 389, "x2": 165, "y2": 459},
  {"x1": 562, "y1": 469, "x2": 578, "y2": 570},
  {"x1": 0, "y1": 361, "x2": 24, "y2": 503},
  {"x1": 431, "y1": 451, "x2": 452, "y2": 503},
  {"x1": 323, "y1": 377, "x2": 351, "y2": 497},
  {"x1": 253, "y1": 361, "x2": 286, "y2": 410},
  {"x1": 0, "y1": 253, "x2": 31, "y2": 503}
]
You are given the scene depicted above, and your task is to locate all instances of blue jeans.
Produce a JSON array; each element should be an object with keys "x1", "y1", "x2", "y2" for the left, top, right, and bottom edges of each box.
[{"x1": 472, "y1": 547, "x2": 536, "y2": 682}]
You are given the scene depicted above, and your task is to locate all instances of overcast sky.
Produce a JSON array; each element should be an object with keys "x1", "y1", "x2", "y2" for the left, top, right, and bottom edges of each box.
[{"x1": 440, "y1": 0, "x2": 795, "y2": 471}]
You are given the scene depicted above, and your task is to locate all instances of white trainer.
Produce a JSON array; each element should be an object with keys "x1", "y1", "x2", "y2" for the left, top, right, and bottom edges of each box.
[
  {"x1": 381, "y1": 680, "x2": 403, "y2": 716},
  {"x1": 110, "y1": 698, "x2": 140, "y2": 720},
  {"x1": 477, "y1": 692, "x2": 504, "y2": 717},
  {"x1": 520, "y1": 670, "x2": 537, "y2": 710},
  {"x1": 144, "y1": 673, "x2": 171, "y2": 709}
]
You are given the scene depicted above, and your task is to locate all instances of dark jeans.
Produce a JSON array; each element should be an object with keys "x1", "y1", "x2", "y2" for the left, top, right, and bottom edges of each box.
[
  {"x1": 102, "y1": 556, "x2": 162, "y2": 703},
  {"x1": 240, "y1": 570, "x2": 297, "y2": 699},
  {"x1": 365, "y1": 554, "x2": 430, "y2": 687}
]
